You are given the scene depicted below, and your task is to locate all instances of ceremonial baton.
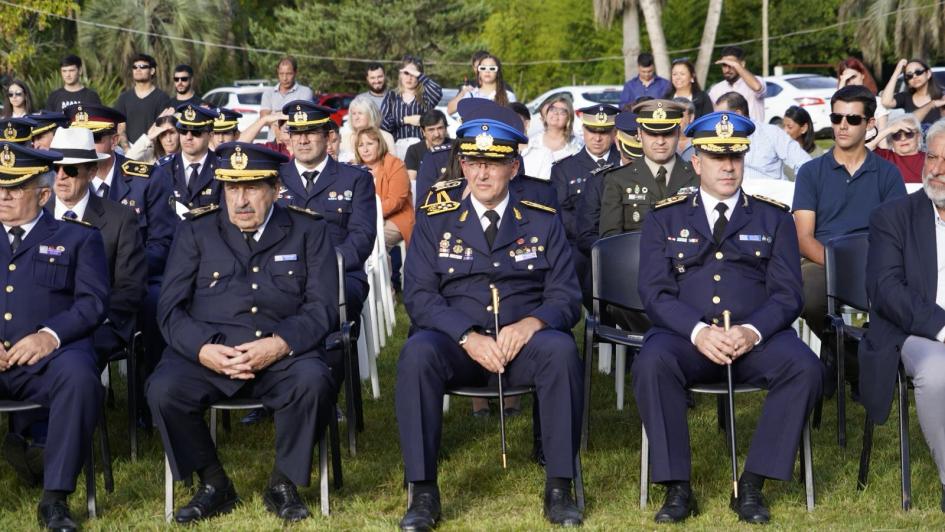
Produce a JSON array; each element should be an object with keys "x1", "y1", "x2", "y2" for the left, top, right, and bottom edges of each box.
[
  {"x1": 490, "y1": 284, "x2": 508, "y2": 469},
  {"x1": 723, "y1": 310, "x2": 738, "y2": 498}
]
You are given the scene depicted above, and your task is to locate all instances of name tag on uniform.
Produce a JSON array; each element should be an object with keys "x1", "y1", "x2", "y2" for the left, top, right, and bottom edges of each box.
[
  {"x1": 626, "y1": 194, "x2": 647, "y2": 201},
  {"x1": 39, "y1": 245, "x2": 63, "y2": 256},
  {"x1": 739, "y1": 234, "x2": 771, "y2": 242},
  {"x1": 274, "y1": 254, "x2": 297, "y2": 262},
  {"x1": 514, "y1": 250, "x2": 538, "y2": 262}
]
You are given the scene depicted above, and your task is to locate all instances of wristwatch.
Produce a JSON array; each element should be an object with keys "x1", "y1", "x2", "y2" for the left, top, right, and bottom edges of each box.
[{"x1": 458, "y1": 332, "x2": 470, "y2": 346}]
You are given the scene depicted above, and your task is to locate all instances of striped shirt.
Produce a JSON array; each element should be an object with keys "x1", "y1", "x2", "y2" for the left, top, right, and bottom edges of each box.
[{"x1": 380, "y1": 74, "x2": 442, "y2": 141}]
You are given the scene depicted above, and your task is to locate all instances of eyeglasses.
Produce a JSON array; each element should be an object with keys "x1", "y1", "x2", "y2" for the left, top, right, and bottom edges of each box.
[
  {"x1": 829, "y1": 113, "x2": 868, "y2": 126},
  {"x1": 546, "y1": 106, "x2": 570, "y2": 116},
  {"x1": 462, "y1": 159, "x2": 511, "y2": 172},
  {"x1": 7, "y1": 91, "x2": 23, "y2": 98},
  {"x1": 891, "y1": 130, "x2": 917, "y2": 141},
  {"x1": 131, "y1": 64, "x2": 151, "y2": 70},
  {"x1": 59, "y1": 165, "x2": 81, "y2": 178},
  {"x1": 173, "y1": 76, "x2": 190, "y2": 82},
  {"x1": 904, "y1": 68, "x2": 927, "y2": 80},
  {"x1": 477, "y1": 65, "x2": 499, "y2": 72}
]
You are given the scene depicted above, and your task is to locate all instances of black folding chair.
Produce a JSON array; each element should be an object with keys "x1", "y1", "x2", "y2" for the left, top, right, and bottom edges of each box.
[
  {"x1": 104, "y1": 331, "x2": 141, "y2": 462},
  {"x1": 582, "y1": 232, "x2": 646, "y2": 450},
  {"x1": 639, "y1": 385, "x2": 815, "y2": 511},
  {"x1": 857, "y1": 366, "x2": 913, "y2": 510},
  {"x1": 824, "y1": 232, "x2": 869, "y2": 448}
]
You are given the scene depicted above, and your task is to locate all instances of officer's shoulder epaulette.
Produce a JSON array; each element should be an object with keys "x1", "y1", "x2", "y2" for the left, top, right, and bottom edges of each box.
[
  {"x1": 157, "y1": 154, "x2": 174, "y2": 165},
  {"x1": 519, "y1": 199, "x2": 557, "y2": 214},
  {"x1": 121, "y1": 159, "x2": 154, "y2": 177},
  {"x1": 654, "y1": 195, "x2": 688, "y2": 209},
  {"x1": 431, "y1": 143, "x2": 452, "y2": 153},
  {"x1": 185, "y1": 204, "x2": 219, "y2": 220},
  {"x1": 287, "y1": 204, "x2": 324, "y2": 220},
  {"x1": 430, "y1": 178, "x2": 463, "y2": 192},
  {"x1": 420, "y1": 200, "x2": 461, "y2": 216},
  {"x1": 62, "y1": 216, "x2": 93, "y2": 228},
  {"x1": 750, "y1": 194, "x2": 790, "y2": 212},
  {"x1": 590, "y1": 163, "x2": 616, "y2": 176}
]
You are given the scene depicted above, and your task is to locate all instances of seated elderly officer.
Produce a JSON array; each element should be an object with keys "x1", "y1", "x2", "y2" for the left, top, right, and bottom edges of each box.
[
  {"x1": 0, "y1": 142, "x2": 109, "y2": 531},
  {"x1": 147, "y1": 142, "x2": 340, "y2": 524},
  {"x1": 632, "y1": 112, "x2": 822, "y2": 524},
  {"x1": 397, "y1": 110, "x2": 584, "y2": 529}
]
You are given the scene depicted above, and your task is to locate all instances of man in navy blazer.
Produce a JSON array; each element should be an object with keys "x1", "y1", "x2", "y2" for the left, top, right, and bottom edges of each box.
[{"x1": 859, "y1": 119, "x2": 945, "y2": 510}]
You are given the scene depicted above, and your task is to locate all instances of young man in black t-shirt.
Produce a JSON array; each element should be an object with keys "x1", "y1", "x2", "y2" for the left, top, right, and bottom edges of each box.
[
  {"x1": 45, "y1": 55, "x2": 102, "y2": 111},
  {"x1": 114, "y1": 53, "x2": 172, "y2": 150}
]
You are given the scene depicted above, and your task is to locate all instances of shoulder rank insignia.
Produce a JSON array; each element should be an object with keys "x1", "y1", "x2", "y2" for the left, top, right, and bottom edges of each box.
[
  {"x1": 654, "y1": 195, "x2": 687, "y2": 209},
  {"x1": 750, "y1": 194, "x2": 789, "y2": 212},
  {"x1": 590, "y1": 163, "x2": 615, "y2": 175},
  {"x1": 431, "y1": 178, "x2": 463, "y2": 192},
  {"x1": 62, "y1": 216, "x2": 93, "y2": 228},
  {"x1": 421, "y1": 199, "x2": 461, "y2": 215},
  {"x1": 519, "y1": 200, "x2": 557, "y2": 214},
  {"x1": 121, "y1": 160, "x2": 153, "y2": 177},
  {"x1": 185, "y1": 204, "x2": 219, "y2": 219},
  {"x1": 287, "y1": 204, "x2": 323, "y2": 219}
]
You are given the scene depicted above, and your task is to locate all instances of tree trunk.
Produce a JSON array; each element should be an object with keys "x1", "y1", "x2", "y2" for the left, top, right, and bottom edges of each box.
[
  {"x1": 695, "y1": 0, "x2": 724, "y2": 88},
  {"x1": 638, "y1": 0, "x2": 670, "y2": 79},
  {"x1": 622, "y1": 0, "x2": 641, "y2": 81}
]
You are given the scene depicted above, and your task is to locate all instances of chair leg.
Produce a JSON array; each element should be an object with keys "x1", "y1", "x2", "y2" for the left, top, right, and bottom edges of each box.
[
  {"x1": 615, "y1": 345, "x2": 626, "y2": 411},
  {"x1": 811, "y1": 394, "x2": 823, "y2": 430},
  {"x1": 320, "y1": 432, "x2": 330, "y2": 516},
  {"x1": 573, "y1": 450, "x2": 586, "y2": 512},
  {"x1": 581, "y1": 325, "x2": 593, "y2": 452},
  {"x1": 221, "y1": 410, "x2": 231, "y2": 434},
  {"x1": 857, "y1": 416, "x2": 874, "y2": 490},
  {"x1": 165, "y1": 454, "x2": 174, "y2": 522},
  {"x1": 127, "y1": 342, "x2": 138, "y2": 462},
  {"x1": 803, "y1": 421, "x2": 814, "y2": 511},
  {"x1": 209, "y1": 408, "x2": 217, "y2": 446},
  {"x1": 836, "y1": 328, "x2": 846, "y2": 448},
  {"x1": 344, "y1": 346, "x2": 359, "y2": 456},
  {"x1": 898, "y1": 370, "x2": 912, "y2": 511},
  {"x1": 99, "y1": 408, "x2": 114, "y2": 493},
  {"x1": 640, "y1": 424, "x2": 649, "y2": 509},
  {"x1": 85, "y1": 442, "x2": 96, "y2": 518},
  {"x1": 329, "y1": 408, "x2": 343, "y2": 490}
]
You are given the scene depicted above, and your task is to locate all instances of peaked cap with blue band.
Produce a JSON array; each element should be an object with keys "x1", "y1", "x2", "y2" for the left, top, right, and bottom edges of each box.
[
  {"x1": 685, "y1": 111, "x2": 754, "y2": 154},
  {"x1": 455, "y1": 98, "x2": 527, "y2": 159}
]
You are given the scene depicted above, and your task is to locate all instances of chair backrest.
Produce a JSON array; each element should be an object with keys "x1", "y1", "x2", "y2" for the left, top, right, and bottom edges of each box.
[
  {"x1": 591, "y1": 231, "x2": 644, "y2": 313},
  {"x1": 824, "y1": 232, "x2": 869, "y2": 313}
]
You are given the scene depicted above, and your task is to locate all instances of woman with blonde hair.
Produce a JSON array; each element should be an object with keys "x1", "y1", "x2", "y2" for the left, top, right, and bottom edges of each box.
[
  {"x1": 339, "y1": 95, "x2": 394, "y2": 162},
  {"x1": 530, "y1": 94, "x2": 582, "y2": 161},
  {"x1": 355, "y1": 127, "x2": 414, "y2": 248},
  {"x1": 380, "y1": 55, "x2": 442, "y2": 158}
]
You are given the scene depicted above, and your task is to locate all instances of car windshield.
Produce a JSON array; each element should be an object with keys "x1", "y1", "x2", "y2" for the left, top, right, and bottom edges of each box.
[
  {"x1": 237, "y1": 92, "x2": 262, "y2": 105},
  {"x1": 786, "y1": 76, "x2": 837, "y2": 90},
  {"x1": 582, "y1": 90, "x2": 622, "y2": 105}
]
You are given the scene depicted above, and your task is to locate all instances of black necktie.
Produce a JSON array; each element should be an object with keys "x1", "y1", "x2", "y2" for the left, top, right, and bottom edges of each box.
[
  {"x1": 655, "y1": 165, "x2": 668, "y2": 197},
  {"x1": 242, "y1": 230, "x2": 255, "y2": 252},
  {"x1": 713, "y1": 203, "x2": 729, "y2": 243},
  {"x1": 187, "y1": 163, "x2": 201, "y2": 194},
  {"x1": 596, "y1": 158, "x2": 606, "y2": 168},
  {"x1": 97, "y1": 182, "x2": 109, "y2": 198},
  {"x1": 8, "y1": 226, "x2": 23, "y2": 253},
  {"x1": 484, "y1": 210, "x2": 500, "y2": 250},
  {"x1": 302, "y1": 170, "x2": 318, "y2": 195},
  {"x1": 63, "y1": 210, "x2": 78, "y2": 220}
]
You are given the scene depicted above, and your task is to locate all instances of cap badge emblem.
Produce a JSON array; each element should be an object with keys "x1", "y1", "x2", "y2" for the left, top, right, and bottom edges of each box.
[
  {"x1": 653, "y1": 103, "x2": 667, "y2": 120},
  {"x1": 294, "y1": 110, "x2": 308, "y2": 122},
  {"x1": 2, "y1": 124, "x2": 15, "y2": 140},
  {"x1": 230, "y1": 146, "x2": 249, "y2": 170},
  {"x1": 476, "y1": 132, "x2": 494, "y2": 150},
  {"x1": 183, "y1": 106, "x2": 197, "y2": 121},
  {"x1": 0, "y1": 145, "x2": 14, "y2": 167},
  {"x1": 716, "y1": 114, "x2": 733, "y2": 138}
]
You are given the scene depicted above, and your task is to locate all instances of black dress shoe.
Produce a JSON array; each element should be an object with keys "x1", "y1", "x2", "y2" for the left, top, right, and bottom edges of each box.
[
  {"x1": 174, "y1": 482, "x2": 240, "y2": 524},
  {"x1": 543, "y1": 487, "x2": 583, "y2": 527},
  {"x1": 654, "y1": 483, "x2": 697, "y2": 524},
  {"x1": 399, "y1": 490, "x2": 441, "y2": 531},
  {"x1": 730, "y1": 482, "x2": 770, "y2": 524},
  {"x1": 3, "y1": 433, "x2": 41, "y2": 487},
  {"x1": 263, "y1": 482, "x2": 311, "y2": 522},
  {"x1": 37, "y1": 500, "x2": 77, "y2": 531},
  {"x1": 240, "y1": 407, "x2": 271, "y2": 425}
]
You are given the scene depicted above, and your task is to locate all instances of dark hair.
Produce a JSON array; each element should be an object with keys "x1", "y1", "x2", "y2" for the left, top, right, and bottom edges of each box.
[
  {"x1": 830, "y1": 85, "x2": 877, "y2": 118},
  {"x1": 3, "y1": 79, "x2": 34, "y2": 117},
  {"x1": 714, "y1": 91, "x2": 750, "y2": 116},
  {"x1": 401, "y1": 54, "x2": 424, "y2": 74},
  {"x1": 130, "y1": 53, "x2": 157, "y2": 69},
  {"x1": 471, "y1": 50, "x2": 491, "y2": 67},
  {"x1": 326, "y1": 119, "x2": 340, "y2": 133},
  {"x1": 667, "y1": 58, "x2": 702, "y2": 94},
  {"x1": 509, "y1": 102, "x2": 530, "y2": 124},
  {"x1": 835, "y1": 57, "x2": 878, "y2": 94},
  {"x1": 477, "y1": 54, "x2": 510, "y2": 106},
  {"x1": 783, "y1": 106, "x2": 815, "y2": 153},
  {"x1": 419, "y1": 109, "x2": 446, "y2": 129},
  {"x1": 905, "y1": 58, "x2": 943, "y2": 100},
  {"x1": 174, "y1": 64, "x2": 194, "y2": 76},
  {"x1": 277, "y1": 56, "x2": 298, "y2": 72},
  {"x1": 366, "y1": 62, "x2": 384, "y2": 74},
  {"x1": 719, "y1": 46, "x2": 745, "y2": 60},
  {"x1": 637, "y1": 52, "x2": 655, "y2": 68},
  {"x1": 60, "y1": 55, "x2": 82, "y2": 68}
]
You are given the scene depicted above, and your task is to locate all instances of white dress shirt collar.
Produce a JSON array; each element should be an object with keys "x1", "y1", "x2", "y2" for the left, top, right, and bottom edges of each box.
[
  {"x1": 54, "y1": 191, "x2": 91, "y2": 221},
  {"x1": 699, "y1": 188, "x2": 740, "y2": 229},
  {"x1": 295, "y1": 157, "x2": 329, "y2": 185},
  {"x1": 469, "y1": 192, "x2": 511, "y2": 231},
  {"x1": 644, "y1": 156, "x2": 677, "y2": 183},
  {"x1": 3, "y1": 210, "x2": 44, "y2": 241},
  {"x1": 91, "y1": 158, "x2": 116, "y2": 192}
]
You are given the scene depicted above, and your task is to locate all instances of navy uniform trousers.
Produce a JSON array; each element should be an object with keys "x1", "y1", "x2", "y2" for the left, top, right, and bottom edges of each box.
[{"x1": 397, "y1": 328, "x2": 583, "y2": 482}]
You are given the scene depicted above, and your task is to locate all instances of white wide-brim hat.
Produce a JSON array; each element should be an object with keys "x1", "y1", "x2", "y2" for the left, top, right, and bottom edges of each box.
[{"x1": 49, "y1": 127, "x2": 110, "y2": 164}]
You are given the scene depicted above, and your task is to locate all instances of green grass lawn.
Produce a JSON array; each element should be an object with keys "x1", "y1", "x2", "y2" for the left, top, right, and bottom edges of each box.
[{"x1": 1, "y1": 302, "x2": 943, "y2": 530}]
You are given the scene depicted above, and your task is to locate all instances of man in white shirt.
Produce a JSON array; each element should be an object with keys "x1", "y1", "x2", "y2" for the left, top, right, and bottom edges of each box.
[{"x1": 708, "y1": 46, "x2": 766, "y2": 123}]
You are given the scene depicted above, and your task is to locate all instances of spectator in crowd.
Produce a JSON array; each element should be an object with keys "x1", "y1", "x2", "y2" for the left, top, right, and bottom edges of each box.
[
  {"x1": 210, "y1": 108, "x2": 242, "y2": 149},
  {"x1": 380, "y1": 55, "x2": 442, "y2": 155},
  {"x1": 532, "y1": 94, "x2": 583, "y2": 162},
  {"x1": 45, "y1": 54, "x2": 101, "y2": 111},
  {"x1": 837, "y1": 57, "x2": 889, "y2": 135},
  {"x1": 664, "y1": 58, "x2": 713, "y2": 117},
  {"x1": 867, "y1": 114, "x2": 925, "y2": 183},
  {"x1": 404, "y1": 109, "x2": 449, "y2": 182},
  {"x1": 673, "y1": 97, "x2": 697, "y2": 161},
  {"x1": 326, "y1": 119, "x2": 342, "y2": 160},
  {"x1": 882, "y1": 58, "x2": 945, "y2": 127},
  {"x1": 468, "y1": 49, "x2": 491, "y2": 85},
  {"x1": 27, "y1": 110, "x2": 68, "y2": 150},
  {"x1": 2, "y1": 80, "x2": 34, "y2": 118},
  {"x1": 115, "y1": 53, "x2": 172, "y2": 151},
  {"x1": 715, "y1": 91, "x2": 810, "y2": 180},
  {"x1": 358, "y1": 62, "x2": 388, "y2": 111},
  {"x1": 619, "y1": 52, "x2": 670, "y2": 109},
  {"x1": 240, "y1": 112, "x2": 291, "y2": 157},
  {"x1": 793, "y1": 85, "x2": 907, "y2": 344},
  {"x1": 511, "y1": 102, "x2": 554, "y2": 180},
  {"x1": 125, "y1": 110, "x2": 179, "y2": 163},
  {"x1": 781, "y1": 105, "x2": 823, "y2": 179},
  {"x1": 708, "y1": 45, "x2": 766, "y2": 122},
  {"x1": 259, "y1": 56, "x2": 314, "y2": 141},
  {"x1": 339, "y1": 95, "x2": 394, "y2": 163},
  {"x1": 446, "y1": 53, "x2": 515, "y2": 114},
  {"x1": 355, "y1": 127, "x2": 414, "y2": 249},
  {"x1": 171, "y1": 64, "x2": 201, "y2": 107}
]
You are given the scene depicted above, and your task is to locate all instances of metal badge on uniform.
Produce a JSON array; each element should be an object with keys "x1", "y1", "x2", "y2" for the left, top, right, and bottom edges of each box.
[
  {"x1": 680, "y1": 229, "x2": 689, "y2": 238},
  {"x1": 515, "y1": 248, "x2": 538, "y2": 262},
  {"x1": 329, "y1": 191, "x2": 337, "y2": 200},
  {"x1": 202, "y1": 188, "x2": 213, "y2": 196},
  {"x1": 173, "y1": 190, "x2": 181, "y2": 198},
  {"x1": 344, "y1": 190, "x2": 352, "y2": 200},
  {"x1": 632, "y1": 211, "x2": 640, "y2": 222},
  {"x1": 39, "y1": 245, "x2": 63, "y2": 256},
  {"x1": 463, "y1": 248, "x2": 473, "y2": 261},
  {"x1": 274, "y1": 254, "x2": 298, "y2": 262}
]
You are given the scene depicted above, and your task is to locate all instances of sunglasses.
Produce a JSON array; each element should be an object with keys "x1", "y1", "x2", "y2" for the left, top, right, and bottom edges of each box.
[
  {"x1": 891, "y1": 130, "x2": 917, "y2": 141},
  {"x1": 59, "y1": 165, "x2": 81, "y2": 178},
  {"x1": 173, "y1": 76, "x2": 190, "y2": 82},
  {"x1": 178, "y1": 129, "x2": 205, "y2": 137},
  {"x1": 829, "y1": 113, "x2": 868, "y2": 126},
  {"x1": 477, "y1": 65, "x2": 499, "y2": 72},
  {"x1": 904, "y1": 68, "x2": 927, "y2": 80},
  {"x1": 131, "y1": 64, "x2": 151, "y2": 70},
  {"x1": 7, "y1": 91, "x2": 23, "y2": 98}
]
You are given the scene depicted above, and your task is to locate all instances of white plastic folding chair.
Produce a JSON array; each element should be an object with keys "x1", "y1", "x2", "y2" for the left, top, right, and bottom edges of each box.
[{"x1": 741, "y1": 178, "x2": 795, "y2": 208}]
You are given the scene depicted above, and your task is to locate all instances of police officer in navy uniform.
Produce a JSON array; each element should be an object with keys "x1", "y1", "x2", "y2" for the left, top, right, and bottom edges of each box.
[
  {"x1": 0, "y1": 141, "x2": 109, "y2": 531},
  {"x1": 151, "y1": 103, "x2": 223, "y2": 215},
  {"x1": 147, "y1": 142, "x2": 340, "y2": 524},
  {"x1": 211, "y1": 108, "x2": 243, "y2": 149},
  {"x1": 549, "y1": 104, "x2": 620, "y2": 307},
  {"x1": 397, "y1": 108, "x2": 585, "y2": 529},
  {"x1": 632, "y1": 112, "x2": 822, "y2": 524},
  {"x1": 0, "y1": 116, "x2": 39, "y2": 145},
  {"x1": 27, "y1": 111, "x2": 69, "y2": 150}
]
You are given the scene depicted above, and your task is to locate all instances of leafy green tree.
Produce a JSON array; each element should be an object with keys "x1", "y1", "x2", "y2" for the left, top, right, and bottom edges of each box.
[
  {"x1": 840, "y1": 0, "x2": 945, "y2": 71},
  {"x1": 0, "y1": 0, "x2": 77, "y2": 76}
]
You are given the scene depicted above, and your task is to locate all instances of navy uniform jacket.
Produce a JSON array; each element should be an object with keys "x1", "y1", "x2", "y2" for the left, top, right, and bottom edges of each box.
[
  {"x1": 639, "y1": 191, "x2": 803, "y2": 343},
  {"x1": 859, "y1": 190, "x2": 945, "y2": 424},
  {"x1": 157, "y1": 203, "x2": 339, "y2": 395},
  {"x1": 404, "y1": 194, "x2": 581, "y2": 341},
  {"x1": 151, "y1": 151, "x2": 222, "y2": 213},
  {"x1": 277, "y1": 158, "x2": 375, "y2": 281},
  {"x1": 549, "y1": 146, "x2": 621, "y2": 243},
  {"x1": 417, "y1": 174, "x2": 559, "y2": 218},
  {"x1": 415, "y1": 146, "x2": 539, "y2": 210},
  {"x1": 575, "y1": 161, "x2": 622, "y2": 255},
  {"x1": 102, "y1": 152, "x2": 176, "y2": 278},
  {"x1": 0, "y1": 213, "x2": 109, "y2": 370}
]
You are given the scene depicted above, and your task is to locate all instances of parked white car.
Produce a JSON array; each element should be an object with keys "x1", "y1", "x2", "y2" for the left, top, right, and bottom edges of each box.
[
  {"x1": 762, "y1": 74, "x2": 838, "y2": 135},
  {"x1": 202, "y1": 80, "x2": 271, "y2": 140},
  {"x1": 524, "y1": 85, "x2": 623, "y2": 137}
]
